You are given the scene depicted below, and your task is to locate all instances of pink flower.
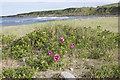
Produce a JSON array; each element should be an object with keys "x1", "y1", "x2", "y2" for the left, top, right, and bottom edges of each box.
[
  {"x1": 76, "y1": 27, "x2": 78, "y2": 29},
  {"x1": 70, "y1": 44, "x2": 74, "y2": 48},
  {"x1": 48, "y1": 51, "x2": 53, "y2": 55},
  {"x1": 53, "y1": 55, "x2": 60, "y2": 61},
  {"x1": 60, "y1": 38, "x2": 64, "y2": 42},
  {"x1": 59, "y1": 37, "x2": 64, "y2": 42},
  {"x1": 75, "y1": 30, "x2": 76, "y2": 32},
  {"x1": 10, "y1": 60, "x2": 12, "y2": 63},
  {"x1": 82, "y1": 36, "x2": 85, "y2": 38},
  {"x1": 85, "y1": 26, "x2": 88, "y2": 28},
  {"x1": 59, "y1": 37, "x2": 63, "y2": 39},
  {"x1": 72, "y1": 30, "x2": 73, "y2": 32}
]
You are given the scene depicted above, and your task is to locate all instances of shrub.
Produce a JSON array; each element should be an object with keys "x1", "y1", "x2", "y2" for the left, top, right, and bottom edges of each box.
[
  {"x1": 2, "y1": 25, "x2": 119, "y2": 72},
  {"x1": 90, "y1": 65, "x2": 120, "y2": 78},
  {"x1": 2, "y1": 65, "x2": 35, "y2": 79}
]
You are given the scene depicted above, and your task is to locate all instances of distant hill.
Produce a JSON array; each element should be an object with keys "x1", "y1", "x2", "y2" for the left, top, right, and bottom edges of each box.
[
  {"x1": 5, "y1": 3, "x2": 119, "y2": 17},
  {"x1": 100, "y1": 3, "x2": 118, "y2": 7}
]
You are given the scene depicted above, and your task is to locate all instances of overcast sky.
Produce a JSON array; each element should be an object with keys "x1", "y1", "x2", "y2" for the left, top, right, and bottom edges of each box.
[
  {"x1": 1, "y1": 0, "x2": 119, "y2": 2},
  {"x1": 0, "y1": 0, "x2": 119, "y2": 16}
]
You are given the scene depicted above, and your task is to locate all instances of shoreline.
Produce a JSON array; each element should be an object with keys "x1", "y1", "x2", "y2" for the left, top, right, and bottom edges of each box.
[
  {"x1": 2, "y1": 17, "x2": 118, "y2": 28},
  {"x1": 1, "y1": 15, "x2": 118, "y2": 18},
  {"x1": 1, "y1": 16, "x2": 98, "y2": 27},
  {"x1": 1, "y1": 16, "x2": 118, "y2": 28}
]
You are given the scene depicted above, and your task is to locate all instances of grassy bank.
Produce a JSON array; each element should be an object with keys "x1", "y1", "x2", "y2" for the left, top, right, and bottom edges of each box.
[
  {"x1": 2, "y1": 17, "x2": 118, "y2": 38},
  {"x1": 6, "y1": 3, "x2": 119, "y2": 17}
]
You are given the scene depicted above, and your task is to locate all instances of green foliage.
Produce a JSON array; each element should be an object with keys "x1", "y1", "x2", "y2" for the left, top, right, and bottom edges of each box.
[
  {"x1": 2, "y1": 65, "x2": 35, "y2": 78},
  {"x1": 3, "y1": 25, "x2": 118, "y2": 59},
  {"x1": 88, "y1": 48, "x2": 106, "y2": 59},
  {"x1": 90, "y1": 65, "x2": 120, "y2": 78},
  {"x1": 2, "y1": 30, "x2": 49, "y2": 59},
  {"x1": 2, "y1": 35, "x2": 16, "y2": 45},
  {"x1": 2, "y1": 25, "x2": 119, "y2": 78}
]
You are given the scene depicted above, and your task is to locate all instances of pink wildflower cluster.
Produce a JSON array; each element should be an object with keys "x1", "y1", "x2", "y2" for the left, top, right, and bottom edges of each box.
[
  {"x1": 48, "y1": 51, "x2": 60, "y2": 61},
  {"x1": 72, "y1": 27, "x2": 78, "y2": 32},
  {"x1": 47, "y1": 26, "x2": 87, "y2": 61}
]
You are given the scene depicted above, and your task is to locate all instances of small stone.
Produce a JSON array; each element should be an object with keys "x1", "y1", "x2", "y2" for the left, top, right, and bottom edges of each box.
[
  {"x1": 69, "y1": 68, "x2": 73, "y2": 71},
  {"x1": 60, "y1": 71, "x2": 76, "y2": 79},
  {"x1": 37, "y1": 67, "x2": 39, "y2": 70},
  {"x1": 43, "y1": 32, "x2": 46, "y2": 33}
]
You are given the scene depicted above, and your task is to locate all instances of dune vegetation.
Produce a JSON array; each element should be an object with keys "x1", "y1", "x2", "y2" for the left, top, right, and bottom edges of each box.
[{"x1": 1, "y1": 16, "x2": 120, "y2": 78}]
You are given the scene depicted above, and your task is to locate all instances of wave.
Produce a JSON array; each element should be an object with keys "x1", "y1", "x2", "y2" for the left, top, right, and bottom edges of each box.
[
  {"x1": 2, "y1": 17, "x2": 70, "y2": 23},
  {"x1": 35, "y1": 17, "x2": 69, "y2": 20}
]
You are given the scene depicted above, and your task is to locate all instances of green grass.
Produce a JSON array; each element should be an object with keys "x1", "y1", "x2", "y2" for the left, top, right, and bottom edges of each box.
[
  {"x1": 2, "y1": 17, "x2": 118, "y2": 38},
  {"x1": 101, "y1": 3, "x2": 118, "y2": 7}
]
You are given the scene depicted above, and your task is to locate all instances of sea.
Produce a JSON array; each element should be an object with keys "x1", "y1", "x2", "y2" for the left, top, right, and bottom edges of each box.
[{"x1": 0, "y1": 17, "x2": 96, "y2": 27}]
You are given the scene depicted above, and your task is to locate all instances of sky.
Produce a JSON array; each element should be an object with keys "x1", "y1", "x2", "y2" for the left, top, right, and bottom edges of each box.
[
  {"x1": 0, "y1": 0, "x2": 119, "y2": 16},
  {"x1": 1, "y1": 0, "x2": 119, "y2": 2}
]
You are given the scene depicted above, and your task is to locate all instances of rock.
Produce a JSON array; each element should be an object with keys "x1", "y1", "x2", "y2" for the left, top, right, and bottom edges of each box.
[
  {"x1": 43, "y1": 32, "x2": 46, "y2": 33},
  {"x1": 60, "y1": 71, "x2": 76, "y2": 79},
  {"x1": 69, "y1": 68, "x2": 73, "y2": 71}
]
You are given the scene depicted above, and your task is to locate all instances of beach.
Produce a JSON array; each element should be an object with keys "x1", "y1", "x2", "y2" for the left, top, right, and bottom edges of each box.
[{"x1": 2, "y1": 17, "x2": 118, "y2": 38}]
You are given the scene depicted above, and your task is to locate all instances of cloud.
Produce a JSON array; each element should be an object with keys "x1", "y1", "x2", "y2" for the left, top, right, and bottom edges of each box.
[{"x1": 1, "y1": 0, "x2": 119, "y2": 2}]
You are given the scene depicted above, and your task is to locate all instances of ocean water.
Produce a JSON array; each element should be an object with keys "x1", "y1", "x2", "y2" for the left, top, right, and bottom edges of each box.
[{"x1": 0, "y1": 17, "x2": 96, "y2": 27}]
